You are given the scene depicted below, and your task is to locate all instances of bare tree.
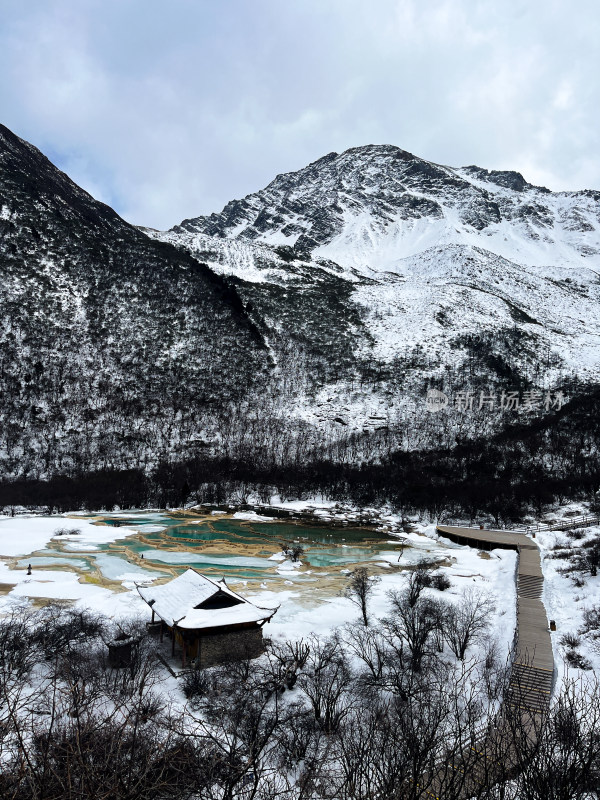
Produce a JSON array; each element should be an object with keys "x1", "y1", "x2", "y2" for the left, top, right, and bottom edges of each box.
[
  {"x1": 513, "y1": 675, "x2": 600, "y2": 800},
  {"x1": 444, "y1": 588, "x2": 495, "y2": 660},
  {"x1": 344, "y1": 567, "x2": 381, "y2": 626},
  {"x1": 405, "y1": 559, "x2": 439, "y2": 607},
  {"x1": 384, "y1": 588, "x2": 446, "y2": 673},
  {"x1": 298, "y1": 634, "x2": 353, "y2": 734},
  {"x1": 342, "y1": 622, "x2": 389, "y2": 684},
  {"x1": 326, "y1": 661, "x2": 493, "y2": 800},
  {"x1": 263, "y1": 637, "x2": 310, "y2": 692}
]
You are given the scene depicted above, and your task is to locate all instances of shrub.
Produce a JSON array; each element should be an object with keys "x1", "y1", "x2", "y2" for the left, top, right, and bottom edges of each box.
[
  {"x1": 31, "y1": 605, "x2": 103, "y2": 659},
  {"x1": 416, "y1": 571, "x2": 433, "y2": 588},
  {"x1": 580, "y1": 606, "x2": 600, "y2": 636},
  {"x1": 431, "y1": 573, "x2": 451, "y2": 591},
  {"x1": 581, "y1": 539, "x2": 600, "y2": 576},
  {"x1": 565, "y1": 649, "x2": 592, "y2": 670},
  {"x1": 551, "y1": 549, "x2": 574, "y2": 560},
  {"x1": 582, "y1": 535, "x2": 600, "y2": 548},
  {"x1": 181, "y1": 668, "x2": 213, "y2": 700},
  {"x1": 280, "y1": 542, "x2": 304, "y2": 562},
  {"x1": 560, "y1": 632, "x2": 581, "y2": 648},
  {"x1": 409, "y1": 558, "x2": 441, "y2": 594}
]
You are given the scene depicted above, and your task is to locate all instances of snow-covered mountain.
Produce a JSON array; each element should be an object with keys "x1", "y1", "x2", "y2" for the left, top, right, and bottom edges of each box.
[
  {"x1": 2, "y1": 129, "x2": 600, "y2": 479},
  {"x1": 156, "y1": 145, "x2": 600, "y2": 417},
  {"x1": 0, "y1": 123, "x2": 270, "y2": 478},
  {"x1": 165, "y1": 145, "x2": 600, "y2": 271}
]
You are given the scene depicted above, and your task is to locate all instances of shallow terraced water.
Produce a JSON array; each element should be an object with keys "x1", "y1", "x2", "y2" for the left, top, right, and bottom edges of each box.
[{"x1": 51, "y1": 511, "x2": 410, "y2": 587}]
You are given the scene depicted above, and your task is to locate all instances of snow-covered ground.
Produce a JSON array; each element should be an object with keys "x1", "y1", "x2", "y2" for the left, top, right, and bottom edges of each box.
[
  {"x1": 253, "y1": 526, "x2": 517, "y2": 666},
  {"x1": 0, "y1": 513, "x2": 162, "y2": 614},
  {"x1": 4, "y1": 503, "x2": 597, "y2": 685},
  {"x1": 536, "y1": 507, "x2": 600, "y2": 680},
  {"x1": 0, "y1": 512, "x2": 517, "y2": 667},
  {"x1": 0, "y1": 513, "x2": 161, "y2": 555}
]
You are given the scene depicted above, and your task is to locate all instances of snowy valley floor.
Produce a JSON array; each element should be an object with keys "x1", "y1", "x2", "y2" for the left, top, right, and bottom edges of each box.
[{"x1": 0, "y1": 500, "x2": 599, "y2": 688}]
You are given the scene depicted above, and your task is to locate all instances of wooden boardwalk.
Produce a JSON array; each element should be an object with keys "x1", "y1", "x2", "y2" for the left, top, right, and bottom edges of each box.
[
  {"x1": 431, "y1": 524, "x2": 555, "y2": 797},
  {"x1": 436, "y1": 525, "x2": 554, "y2": 707}
]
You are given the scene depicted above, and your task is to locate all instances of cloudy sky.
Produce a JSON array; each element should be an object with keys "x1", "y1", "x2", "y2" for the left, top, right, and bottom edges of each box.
[{"x1": 1, "y1": 0, "x2": 598, "y2": 229}]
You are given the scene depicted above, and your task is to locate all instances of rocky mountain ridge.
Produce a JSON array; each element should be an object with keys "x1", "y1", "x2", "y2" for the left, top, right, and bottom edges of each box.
[
  {"x1": 165, "y1": 144, "x2": 600, "y2": 272},
  {"x1": 155, "y1": 144, "x2": 600, "y2": 435},
  {"x1": 1, "y1": 128, "x2": 600, "y2": 480}
]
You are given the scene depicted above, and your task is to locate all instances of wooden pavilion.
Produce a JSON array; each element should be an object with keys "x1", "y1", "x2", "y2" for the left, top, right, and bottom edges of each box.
[{"x1": 137, "y1": 568, "x2": 278, "y2": 668}]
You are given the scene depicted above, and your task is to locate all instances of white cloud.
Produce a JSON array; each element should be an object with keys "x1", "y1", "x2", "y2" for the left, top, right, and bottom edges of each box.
[{"x1": 0, "y1": 0, "x2": 598, "y2": 228}]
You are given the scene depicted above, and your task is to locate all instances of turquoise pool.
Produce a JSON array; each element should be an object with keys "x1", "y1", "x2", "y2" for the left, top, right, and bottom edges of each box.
[{"x1": 50, "y1": 511, "x2": 409, "y2": 586}]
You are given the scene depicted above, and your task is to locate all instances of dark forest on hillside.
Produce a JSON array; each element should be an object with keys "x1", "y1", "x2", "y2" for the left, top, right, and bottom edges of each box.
[{"x1": 2, "y1": 382, "x2": 599, "y2": 522}]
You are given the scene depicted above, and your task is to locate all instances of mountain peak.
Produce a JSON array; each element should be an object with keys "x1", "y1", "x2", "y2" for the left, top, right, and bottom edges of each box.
[
  {"x1": 166, "y1": 141, "x2": 600, "y2": 275},
  {"x1": 338, "y1": 143, "x2": 417, "y2": 161}
]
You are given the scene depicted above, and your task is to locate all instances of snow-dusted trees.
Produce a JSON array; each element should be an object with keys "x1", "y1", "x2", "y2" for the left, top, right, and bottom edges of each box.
[
  {"x1": 2, "y1": 604, "x2": 600, "y2": 799},
  {"x1": 344, "y1": 567, "x2": 381, "y2": 626},
  {"x1": 0, "y1": 606, "x2": 185, "y2": 800},
  {"x1": 443, "y1": 588, "x2": 495, "y2": 660},
  {"x1": 510, "y1": 676, "x2": 600, "y2": 800}
]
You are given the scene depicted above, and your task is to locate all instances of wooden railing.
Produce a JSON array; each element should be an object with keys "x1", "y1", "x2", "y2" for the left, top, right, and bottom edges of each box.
[
  {"x1": 438, "y1": 514, "x2": 599, "y2": 535},
  {"x1": 522, "y1": 513, "x2": 599, "y2": 533}
]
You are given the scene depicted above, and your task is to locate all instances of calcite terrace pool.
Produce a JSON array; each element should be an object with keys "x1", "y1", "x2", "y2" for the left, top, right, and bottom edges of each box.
[{"x1": 2, "y1": 509, "x2": 444, "y2": 599}]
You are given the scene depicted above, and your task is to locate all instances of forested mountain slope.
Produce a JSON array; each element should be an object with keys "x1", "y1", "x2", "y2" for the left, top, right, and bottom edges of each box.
[
  {"x1": 2, "y1": 127, "x2": 600, "y2": 491},
  {"x1": 0, "y1": 124, "x2": 269, "y2": 478}
]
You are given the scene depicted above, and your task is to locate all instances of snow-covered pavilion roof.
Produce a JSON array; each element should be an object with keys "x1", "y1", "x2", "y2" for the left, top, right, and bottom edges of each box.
[{"x1": 137, "y1": 568, "x2": 277, "y2": 631}]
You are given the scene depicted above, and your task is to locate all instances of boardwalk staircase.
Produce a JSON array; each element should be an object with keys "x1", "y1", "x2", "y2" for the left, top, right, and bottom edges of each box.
[{"x1": 434, "y1": 522, "x2": 559, "y2": 796}]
